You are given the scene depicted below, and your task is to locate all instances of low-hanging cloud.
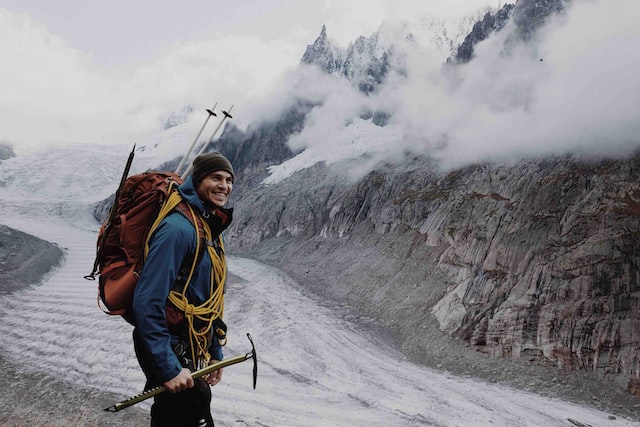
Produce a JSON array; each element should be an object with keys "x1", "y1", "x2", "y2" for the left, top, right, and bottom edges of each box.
[
  {"x1": 435, "y1": 0, "x2": 640, "y2": 168},
  {"x1": 0, "y1": 8, "x2": 301, "y2": 152},
  {"x1": 266, "y1": 0, "x2": 640, "y2": 182}
]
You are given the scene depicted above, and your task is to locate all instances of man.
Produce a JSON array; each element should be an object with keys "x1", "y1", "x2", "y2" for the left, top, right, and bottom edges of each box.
[{"x1": 132, "y1": 152, "x2": 234, "y2": 427}]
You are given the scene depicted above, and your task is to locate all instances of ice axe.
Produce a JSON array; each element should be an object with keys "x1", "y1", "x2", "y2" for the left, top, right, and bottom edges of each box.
[{"x1": 105, "y1": 333, "x2": 258, "y2": 412}]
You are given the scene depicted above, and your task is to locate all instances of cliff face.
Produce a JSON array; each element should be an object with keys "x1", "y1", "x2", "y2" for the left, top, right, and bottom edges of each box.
[
  {"x1": 215, "y1": 101, "x2": 311, "y2": 194},
  {"x1": 450, "y1": 0, "x2": 566, "y2": 63},
  {"x1": 450, "y1": 4, "x2": 515, "y2": 63},
  {"x1": 229, "y1": 154, "x2": 640, "y2": 390}
]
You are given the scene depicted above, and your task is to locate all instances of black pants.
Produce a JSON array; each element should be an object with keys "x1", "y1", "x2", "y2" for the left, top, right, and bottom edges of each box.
[{"x1": 133, "y1": 330, "x2": 215, "y2": 427}]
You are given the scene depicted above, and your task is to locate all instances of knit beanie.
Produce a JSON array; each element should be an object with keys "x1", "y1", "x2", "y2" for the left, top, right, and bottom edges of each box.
[{"x1": 192, "y1": 152, "x2": 234, "y2": 183}]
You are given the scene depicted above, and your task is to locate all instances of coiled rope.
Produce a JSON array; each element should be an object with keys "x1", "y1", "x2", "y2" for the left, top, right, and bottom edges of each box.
[{"x1": 145, "y1": 185, "x2": 226, "y2": 368}]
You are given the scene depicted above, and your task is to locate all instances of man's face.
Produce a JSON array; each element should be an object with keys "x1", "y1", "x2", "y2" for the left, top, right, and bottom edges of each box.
[{"x1": 195, "y1": 170, "x2": 234, "y2": 208}]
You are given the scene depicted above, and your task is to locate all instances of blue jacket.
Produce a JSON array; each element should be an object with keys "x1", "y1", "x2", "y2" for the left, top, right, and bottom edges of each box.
[{"x1": 132, "y1": 175, "x2": 227, "y2": 382}]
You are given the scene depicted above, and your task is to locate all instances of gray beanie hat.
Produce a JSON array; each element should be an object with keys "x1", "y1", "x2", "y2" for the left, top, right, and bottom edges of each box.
[{"x1": 192, "y1": 152, "x2": 234, "y2": 183}]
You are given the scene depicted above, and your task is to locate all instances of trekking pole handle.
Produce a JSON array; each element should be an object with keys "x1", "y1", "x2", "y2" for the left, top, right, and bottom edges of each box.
[
  {"x1": 175, "y1": 104, "x2": 218, "y2": 175},
  {"x1": 105, "y1": 333, "x2": 257, "y2": 412},
  {"x1": 180, "y1": 105, "x2": 234, "y2": 180}
]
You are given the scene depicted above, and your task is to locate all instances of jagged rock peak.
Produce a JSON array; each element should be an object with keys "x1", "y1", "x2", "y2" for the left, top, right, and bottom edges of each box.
[
  {"x1": 301, "y1": 24, "x2": 396, "y2": 95},
  {"x1": 318, "y1": 24, "x2": 327, "y2": 41},
  {"x1": 163, "y1": 105, "x2": 193, "y2": 130},
  {"x1": 300, "y1": 25, "x2": 345, "y2": 74}
]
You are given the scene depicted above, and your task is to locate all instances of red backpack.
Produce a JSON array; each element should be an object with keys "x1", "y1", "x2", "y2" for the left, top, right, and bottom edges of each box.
[{"x1": 85, "y1": 171, "x2": 204, "y2": 324}]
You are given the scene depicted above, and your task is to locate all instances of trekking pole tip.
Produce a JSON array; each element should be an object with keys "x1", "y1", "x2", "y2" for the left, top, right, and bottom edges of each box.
[{"x1": 104, "y1": 405, "x2": 118, "y2": 412}]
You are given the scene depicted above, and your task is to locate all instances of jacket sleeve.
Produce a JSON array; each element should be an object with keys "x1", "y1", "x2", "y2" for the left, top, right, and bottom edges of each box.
[
  {"x1": 133, "y1": 215, "x2": 195, "y2": 382},
  {"x1": 208, "y1": 337, "x2": 224, "y2": 361}
]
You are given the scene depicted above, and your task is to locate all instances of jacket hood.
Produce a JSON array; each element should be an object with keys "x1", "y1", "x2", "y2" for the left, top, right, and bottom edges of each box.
[{"x1": 178, "y1": 175, "x2": 206, "y2": 213}]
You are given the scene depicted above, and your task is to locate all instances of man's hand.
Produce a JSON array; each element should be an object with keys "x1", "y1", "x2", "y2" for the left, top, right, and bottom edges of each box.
[
  {"x1": 164, "y1": 368, "x2": 194, "y2": 393},
  {"x1": 206, "y1": 359, "x2": 223, "y2": 386}
]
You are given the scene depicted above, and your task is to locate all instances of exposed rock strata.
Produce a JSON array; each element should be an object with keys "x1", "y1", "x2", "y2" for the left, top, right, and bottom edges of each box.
[{"x1": 229, "y1": 155, "x2": 640, "y2": 393}]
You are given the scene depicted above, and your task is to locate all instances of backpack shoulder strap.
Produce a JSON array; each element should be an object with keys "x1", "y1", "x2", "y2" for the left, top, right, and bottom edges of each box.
[
  {"x1": 143, "y1": 182, "x2": 184, "y2": 262},
  {"x1": 173, "y1": 201, "x2": 208, "y2": 289}
]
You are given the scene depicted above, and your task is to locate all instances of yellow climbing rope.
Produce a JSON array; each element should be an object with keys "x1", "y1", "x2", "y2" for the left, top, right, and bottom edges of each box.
[{"x1": 145, "y1": 184, "x2": 226, "y2": 368}]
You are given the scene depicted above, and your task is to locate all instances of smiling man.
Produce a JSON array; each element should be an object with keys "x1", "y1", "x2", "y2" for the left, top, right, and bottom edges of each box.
[{"x1": 132, "y1": 152, "x2": 234, "y2": 427}]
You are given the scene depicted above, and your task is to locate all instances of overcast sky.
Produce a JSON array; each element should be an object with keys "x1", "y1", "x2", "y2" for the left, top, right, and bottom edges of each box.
[
  {"x1": 0, "y1": 0, "x2": 502, "y2": 65},
  {"x1": 0, "y1": 0, "x2": 500, "y2": 151}
]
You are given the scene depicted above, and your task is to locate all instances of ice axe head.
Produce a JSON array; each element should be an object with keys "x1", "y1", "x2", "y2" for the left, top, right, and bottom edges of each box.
[{"x1": 246, "y1": 333, "x2": 257, "y2": 389}]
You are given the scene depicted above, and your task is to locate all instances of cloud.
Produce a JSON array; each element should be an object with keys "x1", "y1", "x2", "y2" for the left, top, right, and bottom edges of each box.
[
  {"x1": 0, "y1": 10, "x2": 110, "y2": 147},
  {"x1": 435, "y1": 0, "x2": 640, "y2": 167},
  {"x1": 0, "y1": 0, "x2": 498, "y2": 155},
  {"x1": 321, "y1": 0, "x2": 498, "y2": 47},
  {"x1": 0, "y1": 7, "x2": 301, "y2": 152},
  {"x1": 119, "y1": 34, "x2": 301, "y2": 129},
  {"x1": 266, "y1": 0, "x2": 640, "y2": 181}
]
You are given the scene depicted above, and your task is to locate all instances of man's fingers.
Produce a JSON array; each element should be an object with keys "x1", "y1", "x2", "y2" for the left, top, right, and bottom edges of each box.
[
  {"x1": 206, "y1": 369, "x2": 223, "y2": 386},
  {"x1": 164, "y1": 368, "x2": 195, "y2": 393}
]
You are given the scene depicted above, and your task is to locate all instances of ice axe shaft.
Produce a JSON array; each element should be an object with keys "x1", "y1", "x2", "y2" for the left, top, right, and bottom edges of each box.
[
  {"x1": 84, "y1": 143, "x2": 136, "y2": 281},
  {"x1": 105, "y1": 333, "x2": 257, "y2": 413}
]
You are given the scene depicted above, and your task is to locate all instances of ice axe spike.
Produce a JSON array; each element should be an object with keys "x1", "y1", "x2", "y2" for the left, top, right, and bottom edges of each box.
[{"x1": 104, "y1": 333, "x2": 257, "y2": 413}]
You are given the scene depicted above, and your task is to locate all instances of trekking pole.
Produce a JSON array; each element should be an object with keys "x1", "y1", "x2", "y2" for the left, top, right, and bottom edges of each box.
[
  {"x1": 175, "y1": 104, "x2": 218, "y2": 176},
  {"x1": 84, "y1": 144, "x2": 136, "y2": 280},
  {"x1": 181, "y1": 105, "x2": 234, "y2": 180},
  {"x1": 104, "y1": 333, "x2": 257, "y2": 412}
]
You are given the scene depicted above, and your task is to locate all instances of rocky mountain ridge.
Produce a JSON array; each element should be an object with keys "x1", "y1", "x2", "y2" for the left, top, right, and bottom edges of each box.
[{"x1": 228, "y1": 152, "x2": 640, "y2": 395}]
